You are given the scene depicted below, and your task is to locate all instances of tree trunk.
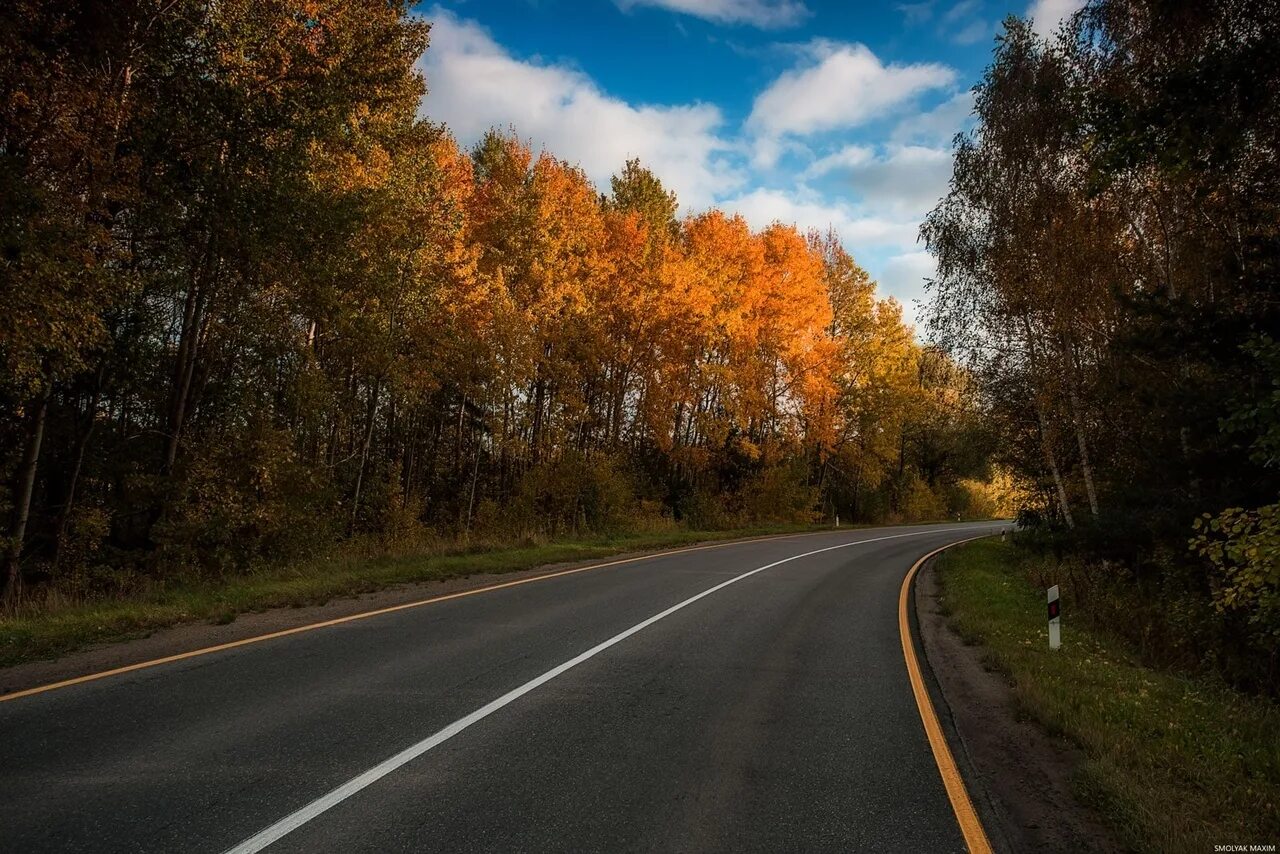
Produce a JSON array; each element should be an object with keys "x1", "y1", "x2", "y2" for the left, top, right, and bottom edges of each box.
[
  {"x1": 1035, "y1": 399, "x2": 1075, "y2": 529},
  {"x1": 53, "y1": 372, "x2": 104, "y2": 567},
  {"x1": 350, "y1": 379, "x2": 381, "y2": 532},
  {"x1": 164, "y1": 277, "x2": 209, "y2": 474},
  {"x1": 1021, "y1": 315, "x2": 1075, "y2": 528},
  {"x1": 530, "y1": 378, "x2": 545, "y2": 464},
  {"x1": 463, "y1": 433, "x2": 481, "y2": 536},
  {"x1": 4, "y1": 382, "x2": 53, "y2": 607},
  {"x1": 1069, "y1": 388, "x2": 1100, "y2": 518}
]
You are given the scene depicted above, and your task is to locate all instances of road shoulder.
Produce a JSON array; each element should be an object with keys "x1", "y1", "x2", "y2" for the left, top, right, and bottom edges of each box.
[{"x1": 914, "y1": 550, "x2": 1121, "y2": 854}]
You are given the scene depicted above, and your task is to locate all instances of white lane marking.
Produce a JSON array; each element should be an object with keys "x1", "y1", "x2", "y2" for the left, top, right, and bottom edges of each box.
[{"x1": 223, "y1": 524, "x2": 994, "y2": 853}]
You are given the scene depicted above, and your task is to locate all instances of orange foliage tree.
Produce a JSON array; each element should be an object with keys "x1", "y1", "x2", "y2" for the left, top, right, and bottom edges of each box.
[{"x1": 0, "y1": 2, "x2": 991, "y2": 599}]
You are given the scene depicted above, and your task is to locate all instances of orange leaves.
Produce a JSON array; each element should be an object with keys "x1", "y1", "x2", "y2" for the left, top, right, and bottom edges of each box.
[
  {"x1": 625, "y1": 212, "x2": 850, "y2": 458},
  {"x1": 682, "y1": 211, "x2": 763, "y2": 337},
  {"x1": 526, "y1": 154, "x2": 608, "y2": 320},
  {"x1": 347, "y1": 133, "x2": 918, "y2": 476}
]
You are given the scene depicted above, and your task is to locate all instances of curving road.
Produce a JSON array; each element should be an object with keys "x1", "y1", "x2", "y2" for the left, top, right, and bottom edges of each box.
[{"x1": 0, "y1": 521, "x2": 1003, "y2": 853}]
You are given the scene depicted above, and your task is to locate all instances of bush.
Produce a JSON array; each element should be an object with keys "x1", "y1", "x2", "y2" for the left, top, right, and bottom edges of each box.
[
  {"x1": 899, "y1": 472, "x2": 945, "y2": 522},
  {"x1": 741, "y1": 459, "x2": 818, "y2": 524},
  {"x1": 509, "y1": 451, "x2": 636, "y2": 537},
  {"x1": 152, "y1": 421, "x2": 336, "y2": 577},
  {"x1": 676, "y1": 487, "x2": 735, "y2": 530},
  {"x1": 946, "y1": 478, "x2": 1000, "y2": 520},
  {"x1": 49, "y1": 504, "x2": 111, "y2": 593},
  {"x1": 1192, "y1": 504, "x2": 1280, "y2": 653}
]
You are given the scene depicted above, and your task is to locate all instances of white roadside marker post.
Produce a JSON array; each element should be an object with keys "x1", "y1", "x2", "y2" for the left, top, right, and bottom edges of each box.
[{"x1": 1047, "y1": 584, "x2": 1061, "y2": 650}]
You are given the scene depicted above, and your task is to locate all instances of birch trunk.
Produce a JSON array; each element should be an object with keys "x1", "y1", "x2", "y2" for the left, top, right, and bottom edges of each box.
[
  {"x1": 1069, "y1": 387, "x2": 1100, "y2": 518},
  {"x1": 1022, "y1": 316, "x2": 1075, "y2": 528},
  {"x1": 1036, "y1": 398, "x2": 1075, "y2": 529}
]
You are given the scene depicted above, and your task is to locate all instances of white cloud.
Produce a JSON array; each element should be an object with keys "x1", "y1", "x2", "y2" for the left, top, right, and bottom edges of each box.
[
  {"x1": 807, "y1": 144, "x2": 953, "y2": 216},
  {"x1": 951, "y1": 19, "x2": 991, "y2": 44},
  {"x1": 418, "y1": 7, "x2": 957, "y2": 332},
  {"x1": 747, "y1": 41, "x2": 956, "y2": 139},
  {"x1": 1026, "y1": 0, "x2": 1086, "y2": 38},
  {"x1": 750, "y1": 136, "x2": 784, "y2": 170},
  {"x1": 872, "y1": 250, "x2": 936, "y2": 327},
  {"x1": 936, "y1": 1, "x2": 993, "y2": 46},
  {"x1": 419, "y1": 8, "x2": 742, "y2": 210},
  {"x1": 897, "y1": 1, "x2": 935, "y2": 25},
  {"x1": 803, "y1": 144, "x2": 875, "y2": 175},
  {"x1": 942, "y1": 0, "x2": 982, "y2": 24},
  {"x1": 891, "y1": 91, "x2": 974, "y2": 145},
  {"x1": 716, "y1": 187, "x2": 921, "y2": 248},
  {"x1": 614, "y1": 0, "x2": 810, "y2": 28}
]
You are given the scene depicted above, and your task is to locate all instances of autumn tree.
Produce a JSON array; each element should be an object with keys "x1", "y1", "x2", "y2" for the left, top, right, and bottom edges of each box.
[
  {"x1": 925, "y1": 1, "x2": 1280, "y2": 688},
  {"x1": 0, "y1": 2, "x2": 993, "y2": 610}
]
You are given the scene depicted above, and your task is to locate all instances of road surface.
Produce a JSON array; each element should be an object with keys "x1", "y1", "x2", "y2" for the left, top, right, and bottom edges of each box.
[{"x1": 0, "y1": 521, "x2": 1003, "y2": 852}]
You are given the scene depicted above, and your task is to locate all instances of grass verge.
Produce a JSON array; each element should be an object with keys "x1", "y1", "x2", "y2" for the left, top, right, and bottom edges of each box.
[
  {"x1": 935, "y1": 538, "x2": 1280, "y2": 852},
  {"x1": 0, "y1": 523, "x2": 832, "y2": 670}
]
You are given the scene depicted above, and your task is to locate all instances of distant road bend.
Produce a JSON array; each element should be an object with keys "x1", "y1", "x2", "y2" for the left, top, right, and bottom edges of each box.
[{"x1": 0, "y1": 521, "x2": 1004, "y2": 853}]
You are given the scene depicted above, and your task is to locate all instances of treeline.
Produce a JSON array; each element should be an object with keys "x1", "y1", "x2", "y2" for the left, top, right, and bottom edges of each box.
[
  {"x1": 0, "y1": 0, "x2": 994, "y2": 605},
  {"x1": 925, "y1": 0, "x2": 1280, "y2": 688}
]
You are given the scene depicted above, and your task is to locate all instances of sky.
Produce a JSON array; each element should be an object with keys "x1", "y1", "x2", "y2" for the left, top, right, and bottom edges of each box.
[{"x1": 413, "y1": 0, "x2": 1084, "y2": 327}]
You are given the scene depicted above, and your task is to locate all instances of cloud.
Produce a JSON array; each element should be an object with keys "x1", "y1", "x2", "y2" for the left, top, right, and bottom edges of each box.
[
  {"x1": 418, "y1": 7, "x2": 743, "y2": 210},
  {"x1": 614, "y1": 0, "x2": 810, "y2": 28},
  {"x1": 747, "y1": 41, "x2": 956, "y2": 140},
  {"x1": 891, "y1": 91, "x2": 974, "y2": 146},
  {"x1": 897, "y1": 1, "x2": 935, "y2": 25},
  {"x1": 950, "y1": 19, "x2": 991, "y2": 44},
  {"x1": 716, "y1": 186, "x2": 922, "y2": 248},
  {"x1": 418, "y1": 7, "x2": 953, "y2": 330},
  {"x1": 806, "y1": 144, "x2": 953, "y2": 216},
  {"x1": 1026, "y1": 0, "x2": 1086, "y2": 38},
  {"x1": 872, "y1": 250, "x2": 936, "y2": 327},
  {"x1": 803, "y1": 144, "x2": 875, "y2": 175},
  {"x1": 942, "y1": 0, "x2": 982, "y2": 24},
  {"x1": 936, "y1": 0, "x2": 993, "y2": 45}
]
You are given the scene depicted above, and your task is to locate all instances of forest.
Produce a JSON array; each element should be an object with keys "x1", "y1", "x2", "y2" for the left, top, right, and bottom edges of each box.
[
  {"x1": 0, "y1": 1, "x2": 998, "y2": 611},
  {"x1": 925, "y1": 0, "x2": 1279, "y2": 689}
]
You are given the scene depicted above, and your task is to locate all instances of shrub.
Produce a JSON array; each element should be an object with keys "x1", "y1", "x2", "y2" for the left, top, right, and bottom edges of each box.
[
  {"x1": 152, "y1": 421, "x2": 336, "y2": 577},
  {"x1": 676, "y1": 488, "x2": 734, "y2": 530},
  {"x1": 510, "y1": 451, "x2": 636, "y2": 537},
  {"x1": 741, "y1": 459, "x2": 818, "y2": 524},
  {"x1": 1191, "y1": 504, "x2": 1280, "y2": 651},
  {"x1": 899, "y1": 472, "x2": 945, "y2": 522}
]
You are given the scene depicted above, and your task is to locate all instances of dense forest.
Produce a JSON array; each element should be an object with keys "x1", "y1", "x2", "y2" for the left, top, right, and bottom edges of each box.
[
  {"x1": 925, "y1": 0, "x2": 1279, "y2": 688},
  {"x1": 0, "y1": 1, "x2": 998, "y2": 608}
]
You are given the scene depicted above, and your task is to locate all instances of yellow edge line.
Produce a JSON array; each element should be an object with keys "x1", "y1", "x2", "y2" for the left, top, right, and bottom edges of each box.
[
  {"x1": 898, "y1": 535, "x2": 995, "y2": 854},
  {"x1": 1, "y1": 529, "x2": 835, "y2": 704}
]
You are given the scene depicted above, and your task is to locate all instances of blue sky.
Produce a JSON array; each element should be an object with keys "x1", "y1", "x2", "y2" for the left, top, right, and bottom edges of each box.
[{"x1": 413, "y1": 0, "x2": 1083, "y2": 325}]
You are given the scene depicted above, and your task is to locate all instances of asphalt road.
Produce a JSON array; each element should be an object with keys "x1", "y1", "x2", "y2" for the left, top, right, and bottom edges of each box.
[{"x1": 0, "y1": 521, "x2": 1004, "y2": 853}]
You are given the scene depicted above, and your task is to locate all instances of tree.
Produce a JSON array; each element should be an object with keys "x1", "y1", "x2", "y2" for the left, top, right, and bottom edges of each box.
[{"x1": 924, "y1": 1, "x2": 1280, "y2": 688}]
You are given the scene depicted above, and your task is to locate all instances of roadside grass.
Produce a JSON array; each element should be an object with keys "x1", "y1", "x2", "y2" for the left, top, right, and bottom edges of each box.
[
  {"x1": 936, "y1": 539, "x2": 1280, "y2": 853},
  {"x1": 0, "y1": 523, "x2": 833, "y2": 670}
]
